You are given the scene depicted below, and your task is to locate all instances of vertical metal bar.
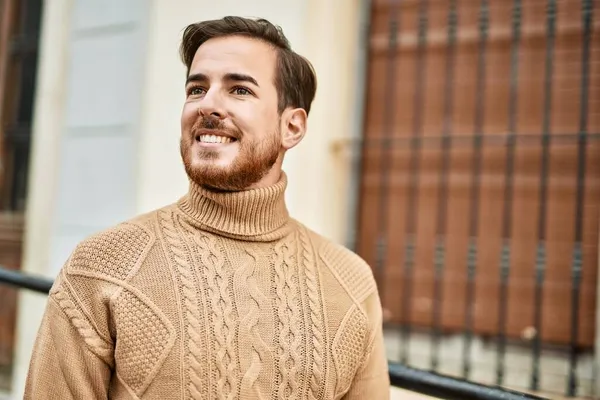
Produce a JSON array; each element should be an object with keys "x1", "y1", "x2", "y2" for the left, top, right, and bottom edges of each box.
[
  {"x1": 531, "y1": 0, "x2": 556, "y2": 391},
  {"x1": 373, "y1": 0, "x2": 399, "y2": 312},
  {"x1": 430, "y1": 0, "x2": 458, "y2": 372},
  {"x1": 462, "y1": 0, "x2": 489, "y2": 380},
  {"x1": 567, "y1": 0, "x2": 592, "y2": 396},
  {"x1": 496, "y1": 0, "x2": 522, "y2": 387},
  {"x1": 0, "y1": 0, "x2": 15, "y2": 209},
  {"x1": 400, "y1": 0, "x2": 428, "y2": 365}
]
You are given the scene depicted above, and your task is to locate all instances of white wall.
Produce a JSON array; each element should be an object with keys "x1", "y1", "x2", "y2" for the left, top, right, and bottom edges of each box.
[
  {"x1": 12, "y1": 0, "x2": 151, "y2": 396},
  {"x1": 12, "y1": 0, "x2": 74, "y2": 395},
  {"x1": 48, "y1": 0, "x2": 149, "y2": 276}
]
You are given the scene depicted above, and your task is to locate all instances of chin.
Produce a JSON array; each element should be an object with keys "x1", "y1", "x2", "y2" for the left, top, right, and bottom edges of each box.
[{"x1": 192, "y1": 157, "x2": 235, "y2": 171}]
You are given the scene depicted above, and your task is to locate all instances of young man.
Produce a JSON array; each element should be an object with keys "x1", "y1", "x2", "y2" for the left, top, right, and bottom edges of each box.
[{"x1": 25, "y1": 16, "x2": 390, "y2": 399}]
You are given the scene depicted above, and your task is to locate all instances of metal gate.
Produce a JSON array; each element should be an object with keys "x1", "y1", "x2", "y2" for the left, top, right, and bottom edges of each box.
[{"x1": 355, "y1": 0, "x2": 598, "y2": 397}]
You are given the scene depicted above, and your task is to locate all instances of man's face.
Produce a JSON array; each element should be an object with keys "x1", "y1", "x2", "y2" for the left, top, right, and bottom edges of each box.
[{"x1": 180, "y1": 35, "x2": 283, "y2": 191}]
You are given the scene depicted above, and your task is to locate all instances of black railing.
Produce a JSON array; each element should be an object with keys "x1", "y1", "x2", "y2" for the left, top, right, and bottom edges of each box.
[
  {"x1": 389, "y1": 364, "x2": 548, "y2": 400},
  {"x1": 0, "y1": 266, "x2": 550, "y2": 399},
  {"x1": 0, "y1": 266, "x2": 51, "y2": 293}
]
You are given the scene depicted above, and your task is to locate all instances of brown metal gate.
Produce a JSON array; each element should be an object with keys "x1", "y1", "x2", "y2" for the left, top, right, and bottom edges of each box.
[{"x1": 356, "y1": 0, "x2": 598, "y2": 395}]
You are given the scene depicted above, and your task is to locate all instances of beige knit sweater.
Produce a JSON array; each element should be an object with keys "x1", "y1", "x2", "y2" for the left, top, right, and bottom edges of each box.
[{"x1": 25, "y1": 174, "x2": 390, "y2": 399}]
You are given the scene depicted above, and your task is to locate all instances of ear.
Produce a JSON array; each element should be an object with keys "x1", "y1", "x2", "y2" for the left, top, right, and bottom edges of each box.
[{"x1": 280, "y1": 108, "x2": 307, "y2": 150}]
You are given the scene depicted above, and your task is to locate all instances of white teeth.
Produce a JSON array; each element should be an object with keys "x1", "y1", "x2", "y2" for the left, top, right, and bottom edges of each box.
[{"x1": 198, "y1": 135, "x2": 233, "y2": 144}]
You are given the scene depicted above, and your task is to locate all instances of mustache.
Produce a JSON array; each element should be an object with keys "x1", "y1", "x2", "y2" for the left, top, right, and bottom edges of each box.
[{"x1": 191, "y1": 116, "x2": 241, "y2": 139}]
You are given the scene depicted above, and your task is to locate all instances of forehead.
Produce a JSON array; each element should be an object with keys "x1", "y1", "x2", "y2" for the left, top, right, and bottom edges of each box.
[{"x1": 190, "y1": 35, "x2": 277, "y2": 82}]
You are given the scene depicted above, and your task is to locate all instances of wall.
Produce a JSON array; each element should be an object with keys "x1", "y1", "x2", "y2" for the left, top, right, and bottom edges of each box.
[
  {"x1": 12, "y1": 0, "x2": 151, "y2": 395},
  {"x1": 48, "y1": 0, "x2": 149, "y2": 277},
  {"x1": 11, "y1": 0, "x2": 72, "y2": 394}
]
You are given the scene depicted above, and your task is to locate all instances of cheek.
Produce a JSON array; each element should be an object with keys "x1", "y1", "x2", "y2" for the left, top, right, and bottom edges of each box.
[{"x1": 235, "y1": 106, "x2": 278, "y2": 136}]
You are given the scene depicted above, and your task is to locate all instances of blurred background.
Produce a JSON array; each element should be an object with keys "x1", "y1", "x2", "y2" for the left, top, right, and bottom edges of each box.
[{"x1": 0, "y1": 0, "x2": 598, "y2": 399}]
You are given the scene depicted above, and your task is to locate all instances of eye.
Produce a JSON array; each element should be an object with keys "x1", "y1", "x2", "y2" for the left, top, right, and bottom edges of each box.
[
  {"x1": 187, "y1": 86, "x2": 206, "y2": 96},
  {"x1": 232, "y1": 86, "x2": 252, "y2": 96}
]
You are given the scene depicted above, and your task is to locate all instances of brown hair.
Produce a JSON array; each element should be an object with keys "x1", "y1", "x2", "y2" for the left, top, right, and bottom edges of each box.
[{"x1": 180, "y1": 16, "x2": 317, "y2": 115}]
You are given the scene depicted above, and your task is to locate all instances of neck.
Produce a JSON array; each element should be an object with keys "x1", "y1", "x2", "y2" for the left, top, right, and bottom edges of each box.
[
  {"x1": 177, "y1": 172, "x2": 292, "y2": 241},
  {"x1": 247, "y1": 162, "x2": 284, "y2": 190}
]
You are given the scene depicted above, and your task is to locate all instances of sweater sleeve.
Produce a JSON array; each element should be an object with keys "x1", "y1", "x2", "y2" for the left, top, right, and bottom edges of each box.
[
  {"x1": 343, "y1": 291, "x2": 390, "y2": 400},
  {"x1": 24, "y1": 281, "x2": 113, "y2": 399}
]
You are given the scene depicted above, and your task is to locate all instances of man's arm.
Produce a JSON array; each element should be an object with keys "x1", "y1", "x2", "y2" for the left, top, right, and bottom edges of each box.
[
  {"x1": 344, "y1": 291, "x2": 390, "y2": 400},
  {"x1": 25, "y1": 276, "x2": 113, "y2": 399}
]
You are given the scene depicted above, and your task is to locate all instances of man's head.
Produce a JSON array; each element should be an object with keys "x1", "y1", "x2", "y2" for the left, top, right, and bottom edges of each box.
[{"x1": 179, "y1": 16, "x2": 317, "y2": 191}]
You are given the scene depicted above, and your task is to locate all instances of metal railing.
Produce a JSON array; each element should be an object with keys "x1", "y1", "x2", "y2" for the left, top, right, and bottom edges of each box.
[
  {"x1": 0, "y1": 267, "x2": 51, "y2": 293},
  {"x1": 389, "y1": 363, "x2": 548, "y2": 400},
  {"x1": 0, "y1": 265, "x2": 549, "y2": 399}
]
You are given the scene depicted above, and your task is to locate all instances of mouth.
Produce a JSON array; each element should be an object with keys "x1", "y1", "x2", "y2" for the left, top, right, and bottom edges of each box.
[
  {"x1": 193, "y1": 128, "x2": 238, "y2": 146},
  {"x1": 195, "y1": 134, "x2": 236, "y2": 144}
]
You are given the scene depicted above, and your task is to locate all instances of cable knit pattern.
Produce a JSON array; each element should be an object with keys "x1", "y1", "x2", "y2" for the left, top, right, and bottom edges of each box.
[
  {"x1": 298, "y1": 228, "x2": 326, "y2": 400},
  {"x1": 25, "y1": 173, "x2": 390, "y2": 400},
  {"x1": 235, "y1": 247, "x2": 270, "y2": 400},
  {"x1": 274, "y1": 234, "x2": 303, "y2": 399},
  {"x1": 159, "y1": 210, "x2": 208, "y2": 400},
  {"x1": 192, "y1": 231, "x2": 239, "y2": 400},
  {"x1": 51, "y1": 285, "x2": 113, "y2": 362}
]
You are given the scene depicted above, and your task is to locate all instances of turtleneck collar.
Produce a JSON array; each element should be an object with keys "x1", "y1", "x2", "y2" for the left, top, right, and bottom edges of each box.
[{"x1": 177, "y1": 172, "x2": 292, "y2": 241}]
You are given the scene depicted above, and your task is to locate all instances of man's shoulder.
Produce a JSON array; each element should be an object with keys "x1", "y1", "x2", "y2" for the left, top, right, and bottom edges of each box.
[
  {"x1": 63, "y1": 206, "x2": 170, "y2": 280},
  {"x1": 295, "y1": 221, "x2": 377, "y2": 305}
]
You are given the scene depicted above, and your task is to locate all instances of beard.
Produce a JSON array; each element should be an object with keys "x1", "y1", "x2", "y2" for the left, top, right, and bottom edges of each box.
[{"x1": 180, "y1": 115, "x2": 281, "y2": 191}]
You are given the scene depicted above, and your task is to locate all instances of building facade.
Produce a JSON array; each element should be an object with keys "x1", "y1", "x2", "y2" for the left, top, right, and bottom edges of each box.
[{"x1": 0, "y1": 0, "x2": 598, "y2": 398}]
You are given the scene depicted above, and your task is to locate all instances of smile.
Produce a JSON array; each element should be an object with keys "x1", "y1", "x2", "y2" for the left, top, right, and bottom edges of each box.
[{"x1": 195, "y1": 134, "x2": 236, "y2": 144}]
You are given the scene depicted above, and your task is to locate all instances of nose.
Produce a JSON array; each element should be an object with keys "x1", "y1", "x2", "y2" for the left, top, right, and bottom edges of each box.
[{"x1": 197, "y1": 90, "x2": 226, "y2": 119}]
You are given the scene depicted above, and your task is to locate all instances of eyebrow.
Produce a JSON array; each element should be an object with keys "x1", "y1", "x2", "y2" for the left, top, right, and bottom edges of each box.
[{"x1": 185, "y1": 72, "x2": 259, "y2": 87}]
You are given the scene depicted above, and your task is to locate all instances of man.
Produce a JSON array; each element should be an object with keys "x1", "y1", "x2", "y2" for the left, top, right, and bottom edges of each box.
[{"x1": 25, "y1": 16, "x2": 390, "y2": 399}]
